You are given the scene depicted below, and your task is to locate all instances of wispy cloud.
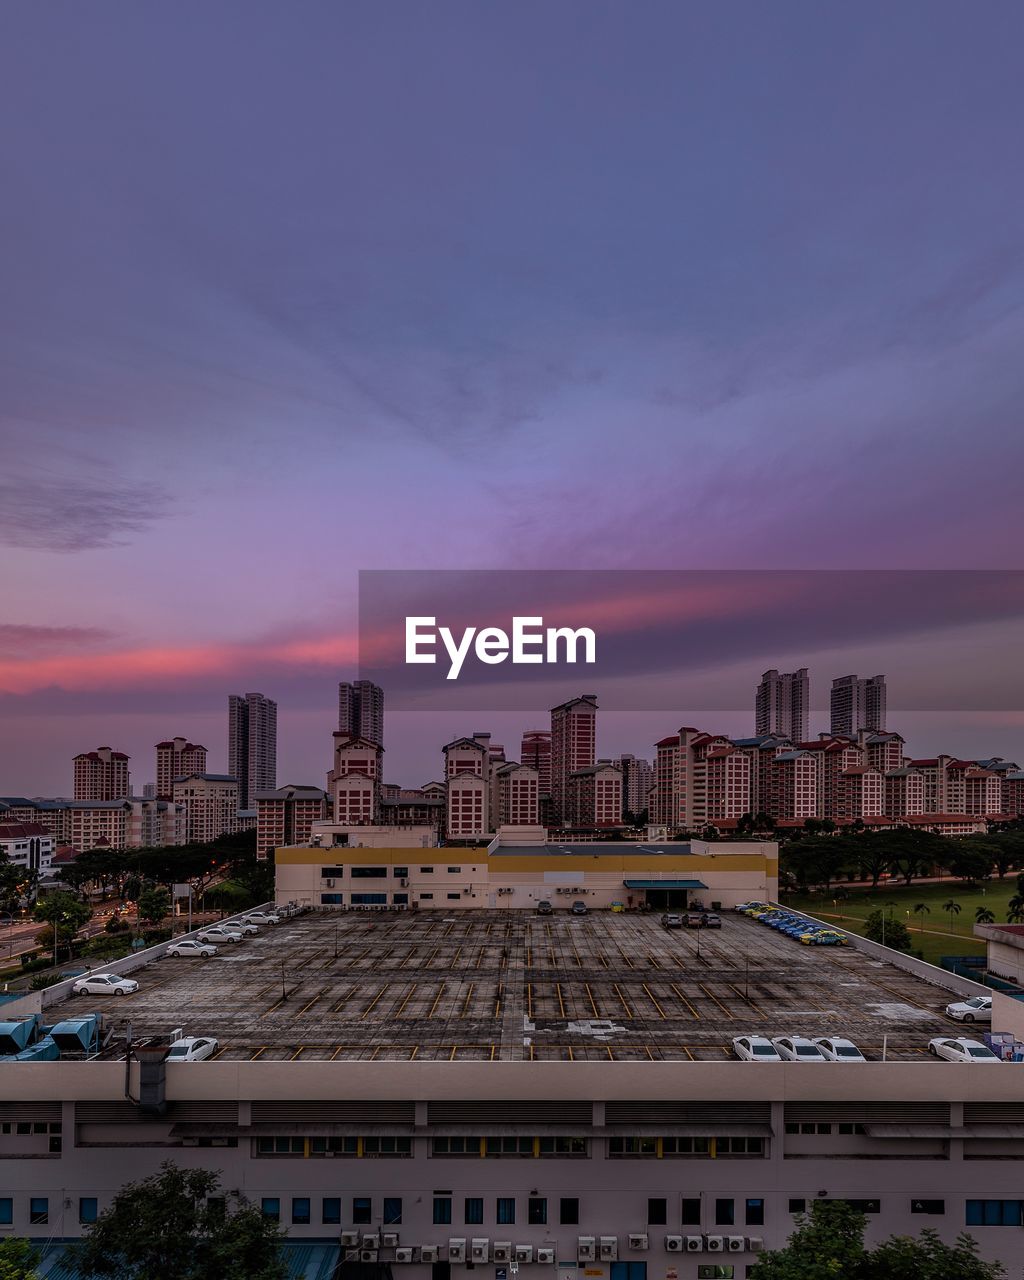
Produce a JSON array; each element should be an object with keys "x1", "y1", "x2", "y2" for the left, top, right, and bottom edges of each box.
[
  {"x1": 0, "y1": 477, "x2": 171, "y2": 552},
  {"x1": 0, "y1": 625, "x2": 113, "y2": 657}
]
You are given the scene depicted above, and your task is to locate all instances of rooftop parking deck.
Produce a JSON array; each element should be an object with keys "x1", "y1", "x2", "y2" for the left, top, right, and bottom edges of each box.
[{"x1": 57, "y1": 910, "x2": 969, "y2": 1062}]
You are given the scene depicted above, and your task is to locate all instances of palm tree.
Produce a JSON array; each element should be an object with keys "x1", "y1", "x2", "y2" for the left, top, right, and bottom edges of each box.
[
  {"x1": 1007, "y1": 895, "x2": 1024, "y2": 924},
  {"x1": 912, "y1": 902, "x2": 931, "y2": 933},
  {"x1": 942, "y1": 899, "x2": 962, "y2": 933},
  {"x1": 975, "y1": 906, "x2": 995, "y2": 925}
]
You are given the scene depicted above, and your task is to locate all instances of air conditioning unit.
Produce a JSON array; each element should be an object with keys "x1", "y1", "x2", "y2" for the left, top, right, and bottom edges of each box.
[
  {"x1": 359, "y1": 1250, "x2": 379, "y2": 1264},
  {"x1": 727, "y1": 1237, "x2": 745, "y2": 1252},
  {"x1": 363, "y1": 1234, "x2": 381, "y2": 1249},
  {"x1": 421, "y1": 1246, "x2": 439, "y2": 1263},
  {"x1": 383, "y1": 1233, "x2": 400, "y2": 1248},
  {"x1": 493, "y1": 1243, "x2": 512, "y2": 1264},
  {"x1": 748, "y1": 1237, "x2": 765, "y2": 1254},
  {"x1": 341, "y1": 1231, "x2": 360, "y2": 1247},
  {"x1": 684, "y1": 1236, "x2": 703, "y2": 1252},
  {"x1": 665, "y1": 1236, "x2": 684, "y2": 1252},
  {"x1": 471, "y1": 1240, "x2": 490, "y2": 1264},
  {"x1": 705, "y1": 1236, "x2": 724, "y2": 1252},
  {"x1": 599, "y1": 1237, "x2": 618, "y2": 1261},
  {"x1": 325, "y1": 879, "x2": 336, "y2": 887},
  {"x1": 395, "y1": 1248, "x2": 416, "y2": 1263},
  {"x1": 401, "y1": 878, "x2": 409, "y2": 887},
  {"x1": 449, "y1": 1240, "x2": 467, "y2": 1263},
  {"x1": 577, "y1": 1237, "x2": 596, "y2": 1262},
  {"x1": 537, "y1": 1248, "x2": 555, "y2": 1265},
  {"x1": 627, "y1": 1234, "x2": 648, "y2": 1251},
  {"x1": 515, "y1": 1246, "x2": 533, "y2": 1263}
]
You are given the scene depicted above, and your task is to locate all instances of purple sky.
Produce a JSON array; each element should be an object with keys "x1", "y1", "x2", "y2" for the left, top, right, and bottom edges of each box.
[{"x1": 2, "y1": 3, "x2": 1024, "y2": 793}]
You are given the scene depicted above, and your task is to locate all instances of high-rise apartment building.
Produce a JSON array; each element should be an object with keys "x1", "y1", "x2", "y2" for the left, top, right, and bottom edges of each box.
[
  {"x1": 172, "y1": 774, "x2": 240, "y2": 844},
  {"x1": 155, "y1": 738, "x2": 208, "y2": 799},
  {"x1": 228, "y1": 692, "x2": 277, "y2": 810},
  {"x1": 830, "y1": 674, "x2": 887, "y2": 736},
  {"x1": 520, "y1": 730, "x2": 552, "y2": 796},
  {"x1": 616, "y1": 754, "x2": 654, "y2": 818},
  {"x1": 256, "y1": 785, "x2": 329, "y2": 859},
  {"x1": 443, "y1": 735, "x2": 492, "y2": 840},
  {"x1": 338, "y1": 681, "x2": 384, "y2": 746},
  {"x1": 567, "y1": 762, "x2": 623, "y2": 827},
  {"x1": 495, "y1": 763, "x2": 540, "y2": 827},
  {"x1": 73, "y1": 747, "x2": 130, "y2": 801},
  {"x1": 328, "y1": 735, "x2": 384, "y2": 827},
  {"x1": 755, "y1": 668, "x2": 809, "y2": 742},
  {"x1": 550, "y1": 696, "x2": 597, "y2": 823}
]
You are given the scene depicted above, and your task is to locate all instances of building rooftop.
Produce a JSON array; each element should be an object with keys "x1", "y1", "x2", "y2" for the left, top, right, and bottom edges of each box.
[{"x1": 54, "y1": 910, "x2": 973, "y2": 1065}]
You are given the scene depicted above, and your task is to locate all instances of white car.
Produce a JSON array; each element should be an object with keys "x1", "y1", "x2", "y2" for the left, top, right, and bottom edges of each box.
[
  {"x1": 166, "y1": 939, "x2": 217, "y2": 959},
  {"x1": 72, "y1": 973, "x2": 139, "y2": 997},
  {"x1": 945, "y1": 996, "x2": 993, "y2": 1024},
  {"x1": 197, "y1": 926, "x2": 244, "y2": 944},
  {"x1": 772, "y1": 1036, "x2": 828, "y2": 1063},
  {"x1": 732, "y1": 1035, "x2": 783, "y2": 1062},
  {"x1": 241, "y1": 912, "x2": 280, "y2": 926},
  {"x1": 166, "y1": 1036, "x2": 219, "y2": 1063},
  {"x1": 928, "y1": 1037, "x2": 1001, "y2": 1063},
  {"x1": 812, "y1": 1036, "x2": 867, "y2": 1062},
  {"x1": 224, "y1": 919, "x2": 258, "y2": 936}
]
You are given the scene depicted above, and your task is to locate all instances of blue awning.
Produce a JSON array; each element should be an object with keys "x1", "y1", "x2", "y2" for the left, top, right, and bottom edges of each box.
[{"x1": 623, "y1": 878, "x2": 708, "y2": 890}]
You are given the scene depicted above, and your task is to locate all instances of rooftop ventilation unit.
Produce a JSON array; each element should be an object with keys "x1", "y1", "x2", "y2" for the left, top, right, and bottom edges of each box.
[
  {"x1": 359, "y1": 1250, "x2": 379, "y2": 1264},
  {"x1": 577, "y1": 1237, "x2": 596, "y2": 1262},
  {"x1": 362, "y1": 1235, "x2": 380, "y2": 1249},
  {"x1": 340, "y1": 1232, "x2": 360, "y2": 1247},
  {"x1": 515, "y1": 1246, "x2": 533, "y2": 1263},
  {"x1": 421, "y1": 1246, "x2": 439, "y2": 1263},
  {"x1": 471, "y1": 1240, "x2": 490, "y2": 1264},
  {"x1": 492, "y1": 1243, "x2": 512, "y2": 1264},
  {"x1": 627, "y1": 1235, "x2": 648, "y2": 1251},
  {"x1": 599, "y1": 1238, "x2": 618, "y2": 1261},
  {"x1": 705, "y1": 1236, "x2": 724, "y2": 1252},
  {"x1": 537, "y1": 1248, "x2": 555, "y2": 1265},
  {"x1": 665, "y1": 1236, "x2": 683, "y2": 1252},
  {"x1": 748, "y1": 1237, "x2": 765, "y2": 1253},
  {"x1": 395, "y1": 1249, "x2": 416, "y2": 1263},
  {"x1": 448, "y1": 1240, "x2": 467, "y2": 1263},
  {"x1": 727, "y1": 1237, "x2": 745, "y2": 1252},
  {"x1": 683, "y1": 1236, "x2": 703, "y2": 1252},
  {"x1": 383, "y1": 1234, "x2": 400, "y2": 1248}
]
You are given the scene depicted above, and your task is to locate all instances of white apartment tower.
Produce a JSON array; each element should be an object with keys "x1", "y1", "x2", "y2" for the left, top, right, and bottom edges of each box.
[
  {"x1": 228, "y1": 692, "x2": 278, "y2": 810},
  {"x1": 155, "y1": 738, "x2": 208, "y2": 800},
  {"x1": 830, "y1": 674, "x2": 887, "y2": 737},
  {"x1": 338, "y1": 681, "x2": 384, "y2": 746},
  {"x1": 755, "y1": 668, "x2": 809, "y2": 743}
]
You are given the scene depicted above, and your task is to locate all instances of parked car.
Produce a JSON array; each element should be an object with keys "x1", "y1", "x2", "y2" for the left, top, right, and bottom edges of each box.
[
  {"x1": 661, "y1": 913, "x2": 683, "y2": 929},
  {"x1": 702, "y1": 913, "x2": 722, "y2": 929},
  {"x1": 536, "y1": 900, "x2": 553, "y2": 916},
  {"x1": 166, "y1": 1036, "x2": 219, "y2": 1063},
  {"x1": 570, "y1": 900, "x2": 588, "y2": 916},
  {"x1": 732, "y1": 1035, "x2": 783, "y2": 1062},
  {"x1": 945, "y1": 996, "x2": 993, "y2": 1023},
  {"x1": 197, "y1": 926, "x2": 244, "y2": 944},
  {"x1": 225, "y1": 918, "x2": 258, "y2": 936},
  {"x1": 771, "y1": 1036, "x2": 828, "y2": 1063},
  {"x1": 240, "y1": 911, "x2": 280, "y2": 926},
  {"x1": 166, "y1": 939, "x2": 217, "y2": 959},
  {"x1": 928, "y1": 1037, "x2": 1001, "y2": 1063},
  {"x1": 735, "y1": 901, "x2": 767, "y2": 913},
  {"x1": 800, "y1": 929, "x2": 849, "y2": 946},
  {"x1": 685, "y1": 912, "x2": 705, "y2": 928},
  {"x1": 811, "y1": 1036, "x2": 867, "y2": 1062},
  {"x1": 72, "y1": 973, "x2": 139, "y2": 997}
]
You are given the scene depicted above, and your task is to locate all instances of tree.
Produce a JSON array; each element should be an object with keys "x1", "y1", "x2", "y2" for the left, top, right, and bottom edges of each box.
[
  {"x1": 750, "y1": 1202, "x2": 1005, "y2": 1280},
  {"x1": 1008, "y1": 895, "x2": 1024, "y2": 924},
  {"x1": 863, "y1": 908, "x2": 913, "y2": 953},
  {"x1": 750, "y1": 1200, "x2": 866, "y2": 1280},
  {"x1": 943, "y1": 899, "x2": 963, "y2": 933},
  {"x1": 136, "y1": 886, "x2": 171, "y2": 926},
  {"x1": 0, "y1": 1238, "x2": 40, "y2": 1279},
  {"x1": 33, "y1": 892, "x2": 91, "y2": 964},
  {"x1": 865, "y1": 1227, "x2": 1004, "y2": 1279},
  {"x1": 913, "y1": 902, "x2": 931, "y2": 932},
  {"x1": 73, "y1": 1163, "x2": 286, "y2": 1280},
  {"x1": 975, "y1": 906, "x2": 995, "y2": 925}
]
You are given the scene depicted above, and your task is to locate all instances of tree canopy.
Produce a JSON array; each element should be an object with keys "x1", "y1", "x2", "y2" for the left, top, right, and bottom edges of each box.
[{"x1": 0, "y1": 1238, "x2": 40, "y2": 1280}]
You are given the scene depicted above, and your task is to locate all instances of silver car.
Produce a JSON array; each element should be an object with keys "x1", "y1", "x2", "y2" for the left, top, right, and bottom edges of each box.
[{"x1": 945, "y1": 996, "x2": 992, "y2": 1024}]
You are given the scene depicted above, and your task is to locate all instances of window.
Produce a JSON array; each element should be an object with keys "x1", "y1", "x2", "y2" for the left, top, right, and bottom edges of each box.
[
  {"x1": 49, "y1": 1134, "x2": 62, "y2": 1153},
  {"x1": 560, "y1": 1198, "x2": 580, "y2": 1225},
  {"x1": 838, "y1": 1123, "x2": 866, "y2": 1135},
  {"x1": 446, "y1": 892, "x2": 461, "y2": 900},
  {"x1": 320, "y1": 867, "x2": 346, "y2": 877},
  {"x1": 789, "y1": 1199, "x2": 806, "y2": 1214},
  {"x1": 323, "y1": 1198, "x2": 341, "y2": 1225},
  {"x1": 447, "y1": 867, "x2": 461, "y2": 873},
  {"x1": 394, "y1": 867, "x2": 409, "y2": 878},
  {"x1": 0, "y1": 1200, "x2": 11, "y2": 1225},
  {"x1": 351, "y1": 893, "x2": 388, "y2": 905},
  {"x1": 419, "y1": 867, "x2": 434, "y2": 873},
  {"x1": 353, "y1": 1198, "x2": 372, "y2": 1224},
  {"x1": 420, "y1": 893, "x2": 434, "y2": 900},
  {"x1": 465, "y1": 1198, "x2": 484, "y2": 1225},
  {"x1": 321, "y1": 893, "x2": 344, "y2": 905},
  {"x1": 715, "y1": 1199, "x2": 734, "y2": 1226},
  {"x1": 745, "y1": 1199, "x2": 764, "y2": 1227},
  {"x1": 911, "y1": 1200, "x2": 944, "y2": 1215},
  {"x1": 79, "y1": 1198, "x2": 98, "y2": 1224},
  {"x1": 352, "y1": 867, "x2": 388, "y2": 878},
  {"x1": 292, "y1": 1198, "x2": 311, "y2": 1225},
  {"x1": 966, "y1": 1200, "x2": 1023, "y2": 1227},
  {"x1": 528, "y1": 1198, "x2": 547, "y2": 1226},
  {"x1": 828, "y1": 1199, "x2": 879, "y2": 1215},
  {"x1": 681, "y1": 1199, "x2": 701, "y2": 1226},
  {"x1": 647, "y1": 1199, "x2": 667, "y2": 1226},
  {"x1": 30, "y1": 1198, "x2": 48, "y2": 1225},
  {"x1": 485, "y1": 1137, "x2": 533, "y2": 1157},
  {"x1": 261, "y1": 1199, "x2": 280, "y2": 1222},
  {"x1": 384, "y1": 1198, "x2": 403, "y2": 1225},
  {"x1": 697, "y1": 1268, "x2": 734, "y2": 1280},
  {"x1": 433, "y1": 1198, "x2": 453, "y2": 1225},
  {"x1": 538, "y1": 1136, "x2": 587, "y2": 1156},
  {"x1": 497, "y1": 1197, "x2": 516, "y2": 1225}
]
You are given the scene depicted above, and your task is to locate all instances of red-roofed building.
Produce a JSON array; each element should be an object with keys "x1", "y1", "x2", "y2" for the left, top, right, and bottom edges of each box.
[
  {"x1": 0, "y1": 822, "x2": 55, "y2": 878},
  {"x1": 155, "y1": 737, "x2": 208, "y2": 799},
  {"x1": 73, "y1": 747, "x2": 130, "y2": 801}
]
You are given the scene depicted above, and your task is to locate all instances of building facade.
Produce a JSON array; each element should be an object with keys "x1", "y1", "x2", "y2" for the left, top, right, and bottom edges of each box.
[
  {"x1": 550, "y1": 697, "x2": 597, "y2": 824},
  {"x1": 155, "y1": 738, "x2": 208, "y2": 800},
  {"x1": 172, "y1": 775, "x2": 240, "y2": 844},
  {"x1": 256, "y1": 786, "x2": 329, "y2": 860},
  {"x1": 754, "y1": 669, "x2": 809, "y2": 743},
  {"x1": 72, "y1": 748, "x2": 130, "y2": 802},
  {"x1": 830, "y1": 675, "x2": 887, "y2": 737},
  {"x1": 338, "y1": 681, "x2": 385, "y2": 746},
  {"x1": 228, "y1": 692, "x2": 278, "y2": 810}
]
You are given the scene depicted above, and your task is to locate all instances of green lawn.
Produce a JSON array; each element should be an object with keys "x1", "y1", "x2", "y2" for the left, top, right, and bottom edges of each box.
[{"x1": 782, "y1": 878, "x2": 1017, "y2": 966}]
